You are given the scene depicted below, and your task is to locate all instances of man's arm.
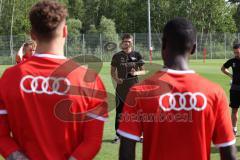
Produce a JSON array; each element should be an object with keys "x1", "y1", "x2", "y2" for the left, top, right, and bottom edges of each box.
[
  {"x1": 219, "y1": 145, "x2": 237, "y2": 160},
  {"x1": 119, "y1": 137, "x2": 136, "y2": 160},
  {"x1": 70, "y1": 120, "x2": 105, "y2": 160},
  {"x1": 137, "y1": 52, "x2": 145, "y2": 71},
  {"x1": 111, "y1": 66, "x2": 123, "y2": 84},
  {"x1": 69, "y1": 73, "x2": 107, "y2": 160},
  {"x1": 0, "y1": 113, "x2": 24, "y2": 159},
  {"x1": 0, "y1": 103, "x2": 23, "y2": 158},
  {"x1": 221, "y1": 65, "x2": 232, "y2": 78}
]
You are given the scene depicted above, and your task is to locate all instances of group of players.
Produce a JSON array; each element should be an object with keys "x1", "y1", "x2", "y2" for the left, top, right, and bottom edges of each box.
[{"x1": 0, "y1": 0, "x2": 239, "y2": 160}]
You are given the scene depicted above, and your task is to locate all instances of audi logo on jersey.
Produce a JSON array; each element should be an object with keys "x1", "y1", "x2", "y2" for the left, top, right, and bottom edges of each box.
[
  {"x1": 159, "y1": 92, "x2": 207, "y2": 111},
  {"x1": 20, "y1": 75, "x2": 71, "y2": 95}
]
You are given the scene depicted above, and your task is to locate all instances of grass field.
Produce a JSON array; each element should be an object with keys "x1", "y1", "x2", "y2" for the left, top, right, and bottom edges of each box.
[{"x1": 0, "y1": 59, "x2": 239, "y2": 160}]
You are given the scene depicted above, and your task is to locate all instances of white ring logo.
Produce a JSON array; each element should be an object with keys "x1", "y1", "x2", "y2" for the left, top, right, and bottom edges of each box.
[
  {"x1": 159, "y1": 92, "x2": 207, "y2": 111},
  {"x1": 20, "y1": 75, "x2": 71, "y2": 95}
]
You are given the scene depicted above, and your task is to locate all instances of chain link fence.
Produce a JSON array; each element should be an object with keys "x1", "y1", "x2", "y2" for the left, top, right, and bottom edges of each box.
[{"x1": 0, "y1": 33, "x2": 239, "y2": 64}]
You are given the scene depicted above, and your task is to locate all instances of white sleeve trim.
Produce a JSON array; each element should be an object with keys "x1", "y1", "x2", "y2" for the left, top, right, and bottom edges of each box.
[
  {"x1": 86, "y1": 113, "x2": 108, "y2": 122},
  {"x1": 117, "y1": 129, "x2": 141, "y2": 141},
  {"x1": 0, "y1": 109, "x2": 8, "y2": 115},
  {"x1": 214, "y1": 139, "x2": 236, "y2": 148}
]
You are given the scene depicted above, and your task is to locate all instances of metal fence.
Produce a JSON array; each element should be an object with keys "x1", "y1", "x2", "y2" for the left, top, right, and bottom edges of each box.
[{"x1": 0, "y1": 33, "x2": 239, "y2": 64}]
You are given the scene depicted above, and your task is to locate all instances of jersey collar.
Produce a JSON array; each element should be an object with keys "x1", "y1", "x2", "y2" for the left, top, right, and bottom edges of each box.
[
  {"x1": 161, "y1": 68, "x2": 195, "y2": 74},
  {"x1": 33, "y1": 53, "x2": 67, "y2": 59}
]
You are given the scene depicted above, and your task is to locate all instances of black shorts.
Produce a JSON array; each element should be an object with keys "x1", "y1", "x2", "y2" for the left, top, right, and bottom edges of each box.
[{"x1": 230, "y1": 90, "x2": 240, "y2": 108}]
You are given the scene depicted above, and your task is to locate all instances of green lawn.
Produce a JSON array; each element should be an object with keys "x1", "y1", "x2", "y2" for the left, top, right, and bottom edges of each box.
[{"x1": 0, "y1": 59, "x2": 239, "y2": 160}]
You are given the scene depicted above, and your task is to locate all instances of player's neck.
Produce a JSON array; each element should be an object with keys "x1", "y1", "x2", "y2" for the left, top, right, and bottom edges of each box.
[
  {"x1": 123, "y1": 48, "x2": 132, "y2": 54},
  {"x1": 235, "y1": 56, "x2": 240, "y2": 60},
  {"x1": 164, "y1": 55, "x2": 189, "y2": 71},
  {"x1": 35, "y1": 41, "x2": 64, "y2": 56}
]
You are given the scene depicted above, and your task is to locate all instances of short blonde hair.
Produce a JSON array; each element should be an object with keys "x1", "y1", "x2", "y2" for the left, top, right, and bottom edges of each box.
[{"x1": 23, "y1": 40, "x2": 36, "y2": 52}]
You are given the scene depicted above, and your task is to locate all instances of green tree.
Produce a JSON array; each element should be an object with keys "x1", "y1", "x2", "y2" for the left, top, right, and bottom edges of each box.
[
  {"x1": 82, "y1": 0, "x2": 101, "y2": 32},
  {"x1": 68, "y1": 0, "x2": 84, "y2": 19},
  {"x1": 228, "y1": 0, "x2": 240, "y2": 2},
  {"x1": 87, "y1": 24, "x2": 98, "y2": 33},
  {"x1": 150, "y1": 0, "x2": 237, "y2": 33},
  {"x1": 233, "y1": 5, "x2": 240, "y2": 32},
  {"x1": 106, "y1": 0, "x2": 147, "y2": 33},
  {"x1": 0, "y1": 0, "x2": 37, "y2": 35},
  {"x1": 188, "y1": 0, "x2": 236, "y2": 33},
  {"x1": 66, "y1": 18, "x2": 82, "y2": 56},
  {"x1": 0, "y1": 0, "x2": 238, "y2": 36},
  {"x1": 67, "y1": 18, "x2": 82, "y2": 37},
  {"x1": 98, "y1": 16, "x2": 117, "y2": 42},
  {"x1": 229, "y1": 0, "x2": 240, "y2": 32}
]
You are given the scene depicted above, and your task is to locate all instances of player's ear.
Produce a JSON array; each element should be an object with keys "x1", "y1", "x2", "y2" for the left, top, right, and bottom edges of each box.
[
  {"x1": 191, "y1": 44, "x2": 196, "y2": 55},
  {"x1": 63, "y1": 25, "x2": 68, "y2": 38}
]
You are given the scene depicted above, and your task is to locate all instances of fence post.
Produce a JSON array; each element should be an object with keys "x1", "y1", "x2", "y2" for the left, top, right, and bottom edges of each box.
[
  {"x1": 210, "y1": 33, "x2": 212, "y2": 60},
  {"x1": 10, "y1": 35, "x2": 14, "y2": 64},
  {"x1": 224, "y1": 33, "x2": 226, "y2": 59},
  {"x1": 133, "y1": 33, "x2": 136, "y2": 51},
  {"x1": 196, "y1": 35, "x2": 198, "y2": 60},
  {"x1": 117, "y1": 34, "x2": 119, "y2": 52},
  {"x1": 82, "y1": 34, "x2": 85, "y2": 63},
  {"x1": 100, "y1": 33, "x2": 103, "y2": 61},
  {"x1": 238, "y1": 33, "x2": 240, "y2": 42}
]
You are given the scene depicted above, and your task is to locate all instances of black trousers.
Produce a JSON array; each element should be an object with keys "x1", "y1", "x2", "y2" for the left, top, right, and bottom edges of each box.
[
  {"x1": 115, "y1": 94, "x2": 125, "y2": 136},
  {"x1": 115, "y1": 78, "x2": 138, "y2": 136}
]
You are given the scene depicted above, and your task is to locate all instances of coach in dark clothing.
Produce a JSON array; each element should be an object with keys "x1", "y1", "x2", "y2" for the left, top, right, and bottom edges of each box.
[
  {"x1": 221, "y1": 43, "x2": 240, "y2": 136},
  {"x1": 111, "y1": 33, "x2": 144, "y2": 143}
]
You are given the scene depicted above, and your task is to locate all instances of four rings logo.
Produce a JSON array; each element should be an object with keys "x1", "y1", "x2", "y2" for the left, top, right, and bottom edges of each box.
[
  {"x1": 159, "y1": 92, "x2": 207, "y2": 111},
  {"x1": 20, "y1": 75, "x2": 71, "y2": 95}
]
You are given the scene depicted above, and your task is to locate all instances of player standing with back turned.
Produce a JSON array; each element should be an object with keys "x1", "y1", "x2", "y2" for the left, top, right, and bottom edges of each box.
[
  {"x1": 0, "y1": 1, "x2": 107, "y2": 160},
  {"x1": 118, "y1": 17, "x2": 237, "y2": 160}
]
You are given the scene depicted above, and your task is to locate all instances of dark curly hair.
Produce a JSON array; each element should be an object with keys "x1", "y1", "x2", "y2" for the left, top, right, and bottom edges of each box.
[{"x1": 29, "y1": 0, "x2": 68, "y2": 40}]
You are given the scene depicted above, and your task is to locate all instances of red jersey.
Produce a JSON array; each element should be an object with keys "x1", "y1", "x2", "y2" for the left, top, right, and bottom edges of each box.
[
  {"x1": 22, "y1": 54, "x2": 31, "y2": 62},
  {"x1": 0, "y1": 53, "x2": 108, "y2": 160},
  {"x1": 16, "y1": 54, "x2": 31, "y2": 64},
  {"x1": 118, "y1": 68, "x2": 235, "y2": 160}
]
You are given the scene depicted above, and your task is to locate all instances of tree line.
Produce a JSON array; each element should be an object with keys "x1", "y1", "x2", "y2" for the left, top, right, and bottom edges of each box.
[{"x1": 0, "y1": 0, "x2": 240, "y2": 38}]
